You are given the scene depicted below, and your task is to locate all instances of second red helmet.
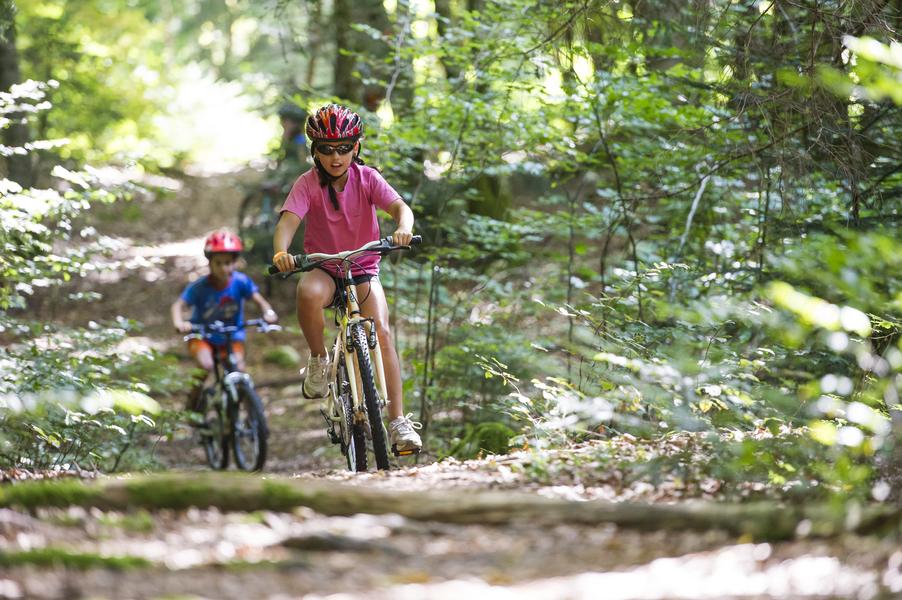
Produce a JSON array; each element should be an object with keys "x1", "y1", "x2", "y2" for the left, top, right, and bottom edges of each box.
[
  {"x1": 305, "y1": 104, "x2": 363, "y2": 142},
  {"x1": 203, "y1": 229, "x2": 243, "y2": 257}
]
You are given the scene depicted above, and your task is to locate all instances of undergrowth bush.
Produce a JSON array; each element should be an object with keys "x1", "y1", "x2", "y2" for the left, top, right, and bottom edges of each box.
[{"x1": 0, "y1": 80, "x2": 185, "y2": 473}]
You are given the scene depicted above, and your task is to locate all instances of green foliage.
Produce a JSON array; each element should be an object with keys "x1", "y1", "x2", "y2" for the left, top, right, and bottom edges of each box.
[
  {"x1": 16, "y1": 1, "x2": 167, "y2": 164},
  {"x1": 1, "y1": 82, "x2": 183, "y2": 473},
  {"x1": 507, "y1": 232, "x2": 901, "y2": 500},
  {"x1": 817, "y1": 37, "x2": 902, "y2": 105},
  {"x1": 446, "y1": 421, "x2": 516, "y2": 459}
]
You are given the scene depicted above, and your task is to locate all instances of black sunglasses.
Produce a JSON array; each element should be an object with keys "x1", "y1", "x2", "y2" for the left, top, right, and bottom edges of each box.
[{"x1": 315, "y1": 143, "x2": 356, "y2": 156}]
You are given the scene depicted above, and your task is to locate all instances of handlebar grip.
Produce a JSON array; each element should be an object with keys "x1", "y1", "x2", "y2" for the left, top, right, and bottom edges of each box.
[
  {"x1": 384, "y1": 235, "x2": 422, "y2": 247},
  {"x1": 268, "y1": 253, "x2": 304, "y2": 275}
]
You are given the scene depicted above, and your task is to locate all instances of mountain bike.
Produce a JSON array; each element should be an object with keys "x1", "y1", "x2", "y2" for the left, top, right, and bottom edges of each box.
[
  {"x1": 269, "y1": 236, "x2": 421, "y2": 471},
  {"x1": 186, "y1": 318, "x2": 280, "y2": 471}
]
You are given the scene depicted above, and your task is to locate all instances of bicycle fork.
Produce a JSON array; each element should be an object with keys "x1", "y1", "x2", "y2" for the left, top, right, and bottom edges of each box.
[{"x1": 343, "y1": 319, "x2": 389, "y2": 422}]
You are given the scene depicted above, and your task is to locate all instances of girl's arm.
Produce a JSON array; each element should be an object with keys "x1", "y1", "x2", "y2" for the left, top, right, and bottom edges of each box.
[
  {"x1": 273, "y1": 211, "x2": 302, "y2": 272},
  {"x1": 251, "y1": 291, "x2": 278, "y2": 323},
  {"x1": 386, "y1": 199, "x2": 414, "y2": 246}
]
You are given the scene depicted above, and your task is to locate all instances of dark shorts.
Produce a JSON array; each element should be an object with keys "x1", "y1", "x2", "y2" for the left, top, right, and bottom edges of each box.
[{"x1": 315, "y1": 266, "x2": 376, "y2": 309}]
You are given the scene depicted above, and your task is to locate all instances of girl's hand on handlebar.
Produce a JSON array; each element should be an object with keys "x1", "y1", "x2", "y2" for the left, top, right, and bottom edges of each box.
[
  {"x1": 263, "y1": 308, "x2": 279, "y2": 324},
  {"x1": 273, "y1": 251, "x2": 295, "y2": 273},
  {"x1": 175, "y1": 321, "x2": 193, "y2": 334},
  {"x1": 392, "y1": 229, "x2": 413, "y2": 247}
]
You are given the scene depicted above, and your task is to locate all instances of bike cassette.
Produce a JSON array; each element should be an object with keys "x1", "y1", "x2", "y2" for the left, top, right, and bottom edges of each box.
[{"x1": 391, "y1": 444, "x2": 420, "y2": 457}]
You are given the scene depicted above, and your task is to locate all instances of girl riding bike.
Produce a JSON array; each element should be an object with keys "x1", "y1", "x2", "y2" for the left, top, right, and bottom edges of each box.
[{"x1": 271, "y1": 104, "x2": 422, "y2": 454}]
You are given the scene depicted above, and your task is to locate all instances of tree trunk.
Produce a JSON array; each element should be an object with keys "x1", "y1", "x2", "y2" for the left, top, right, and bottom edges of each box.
[
  {"x1": 333, "y1": 0, "x2": 357, "y2": 102},
  {"x1": 333, "y1": 0, "x2": 391, "y2": 108},
  {"x1": 0, "y1": 0, "x2": 31, "y2": 187},
  {"x1": 434, "y1": 0, "x2": 461, "y2": 81},
  {"x1": 358, "y1": 0, "x2": 391, "y2": 112}
]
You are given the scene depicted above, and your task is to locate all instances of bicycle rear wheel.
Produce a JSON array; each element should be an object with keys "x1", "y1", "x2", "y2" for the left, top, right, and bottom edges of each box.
[
  {"x1": 336, "y1": 354, "x2": 367, "y2": 472},
  {"x1": 201, "y1": 389, "x2": 229, "y2": 470},
  {"x1": 351, "y1": 324, "x2": 390, "y2": 470},
  {"x1": 233, "y1": 383, "x2": 268, "y2": 471}
]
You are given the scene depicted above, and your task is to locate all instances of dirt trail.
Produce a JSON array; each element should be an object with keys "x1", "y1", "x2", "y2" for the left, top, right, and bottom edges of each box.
[{"x1": 4, "y1": 170, "x2": 900, "y2": 599}]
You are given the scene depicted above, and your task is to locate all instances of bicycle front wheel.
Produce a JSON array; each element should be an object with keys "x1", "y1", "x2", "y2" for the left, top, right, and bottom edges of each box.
[
  {"x1": 202, "y1": 390, "x2": 229, "y2": 470},
  {"x1": 351, "y1": 324, "x2": 390, "y2": 470},
  {"x1": 233, "y1": 383, "x2": 268, "y2": 472},
  {"x1": 336, "y1": 354, "x2": 367, "y2": 472}
]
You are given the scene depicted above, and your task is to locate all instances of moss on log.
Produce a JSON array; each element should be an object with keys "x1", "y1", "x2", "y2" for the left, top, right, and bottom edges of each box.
[
  {"x1": 1, "y1": 472, "x2": 899, "y2": 541},
  {"x1": 0, "y1": 548, "x2": 151, "y2": 570}
]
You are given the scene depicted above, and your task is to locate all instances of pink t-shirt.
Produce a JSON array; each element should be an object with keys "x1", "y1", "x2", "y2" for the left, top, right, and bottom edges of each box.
[{"x1": 280, "y1": 162, "x2": 401, "y2": 277}]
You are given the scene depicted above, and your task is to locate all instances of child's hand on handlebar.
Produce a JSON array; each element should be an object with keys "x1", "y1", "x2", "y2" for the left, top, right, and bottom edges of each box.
[
  {"x1": 273, "y1": 251, "x2": 295, "y2": 273},
  {"x1": 263, "y1": 308, "x2": 279, "y2": 324},
  {"x1": 174, "y1": 320, "x2": 194, "y2": 334},
  {"x1": 392, "y1": 229, "x2": 413, "y2": 247}
]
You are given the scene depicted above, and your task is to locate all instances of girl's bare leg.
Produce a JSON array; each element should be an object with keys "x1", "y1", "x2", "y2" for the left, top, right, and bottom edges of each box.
[{"x1": 296, "y1": 269, "x2": 336, "y2": 356}]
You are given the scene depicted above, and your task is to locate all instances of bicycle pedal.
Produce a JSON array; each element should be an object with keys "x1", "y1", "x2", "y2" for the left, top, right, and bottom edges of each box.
[{"x1": 391, "y1": 444, "x2": 420, "y2": 457}]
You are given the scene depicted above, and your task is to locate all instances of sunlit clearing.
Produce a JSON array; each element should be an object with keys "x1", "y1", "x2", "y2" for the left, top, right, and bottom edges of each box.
[
  {"x1": 377, "y1": 99, "x2": 395, "y2": 129},
  {"x1": 424, "y1": 151, "x2": 452, "y2": 180},
  {"x1": 152, "y1": 64, "x2": 277, "y2": 173},
  {"x1": 757, "y1": 0, "x2": 775, "y2": 14},
  {"x1": 573, "y1": 53, "x2": 594, "y2": 84},
  {"x1": 543, "y1": 68, "x2": 565, "y2": 101}
]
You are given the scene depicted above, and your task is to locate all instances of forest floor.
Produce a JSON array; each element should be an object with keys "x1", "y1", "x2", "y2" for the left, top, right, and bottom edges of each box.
[{"x1": 2, "y1": 168, "x2": 900, "y2": 599}]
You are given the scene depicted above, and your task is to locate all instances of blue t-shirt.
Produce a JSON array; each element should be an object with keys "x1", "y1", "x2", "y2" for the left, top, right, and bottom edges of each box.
[{"x1": 179, "y1": 272, "x2": 258, "y2": 344}]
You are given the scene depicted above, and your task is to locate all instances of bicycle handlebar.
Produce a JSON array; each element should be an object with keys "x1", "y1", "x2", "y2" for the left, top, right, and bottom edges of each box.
[
  {"x1": 267, "y1": 235, "x2": 422, "y2": 277},
  {"x1": 184, "y1": 319, "x2": 282, "y2": 341}
]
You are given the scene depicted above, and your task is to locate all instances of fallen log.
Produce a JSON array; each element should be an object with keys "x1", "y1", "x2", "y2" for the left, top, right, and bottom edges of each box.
[{"x1": 0, "y1": 472, "x2": 898, "y2": 541}]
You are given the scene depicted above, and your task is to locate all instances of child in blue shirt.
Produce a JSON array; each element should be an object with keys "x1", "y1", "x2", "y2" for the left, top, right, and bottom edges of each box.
[{"x1": 171, "y1": 230, "x2": 278, "y2": 411}]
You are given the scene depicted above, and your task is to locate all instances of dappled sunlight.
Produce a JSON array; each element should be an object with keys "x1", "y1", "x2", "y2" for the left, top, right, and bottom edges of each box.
[
  {"x1": 113, "y1": 335, "x2": 172, "y2": 355},
  {"x1": 131, "y1": 237, "x2": 207, "y2": 261},
  {"x1": 352, "y1": 544, "x2": 882, "y2": 599},
  {"x1": 84, "y1": 236, "x2": 207, "y2": 285}
]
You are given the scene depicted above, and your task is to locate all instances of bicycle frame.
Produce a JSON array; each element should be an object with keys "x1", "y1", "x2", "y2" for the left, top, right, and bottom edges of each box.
[
  {"x1": 328, "y1": 271, "x2": 389, "y2": 429},
  {"x1": 186, "y1": 319, "x2": 277, "y2": 471},
  {"x1": 191, "y1": 323, "x2": 255, "y2": 407}
]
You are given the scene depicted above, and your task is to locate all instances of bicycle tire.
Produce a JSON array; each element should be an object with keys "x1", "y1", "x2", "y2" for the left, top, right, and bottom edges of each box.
[
  {"x1": 202, "y1": 389, "x2": 229, "y2": 470},
  {"x1": 336, "y1": 355, "x2": 368, "y2": 472},
  {"x1": 351, "y1": 324, "x2": 390, "y2": 470},
  {"x1": 233, "y1": 383, "x2": 268, "y2": 471}
]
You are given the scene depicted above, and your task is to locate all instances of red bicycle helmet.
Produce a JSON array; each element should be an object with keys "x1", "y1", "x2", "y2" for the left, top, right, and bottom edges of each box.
[
  {"x1": 203, "y1": 229, "x2": 243, "y2": 258},
  {"x1": 305, "y1": 104, "x2": 363, "y2": 142}
]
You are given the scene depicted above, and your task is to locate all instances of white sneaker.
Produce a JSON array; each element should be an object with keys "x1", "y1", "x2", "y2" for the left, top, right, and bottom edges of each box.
[
  {"x1": 302, "y1": 354, "x2": 330, "y2": 399},
  {"x1": 389, "y1": 413, "x2": 423, "y2": 452}
]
